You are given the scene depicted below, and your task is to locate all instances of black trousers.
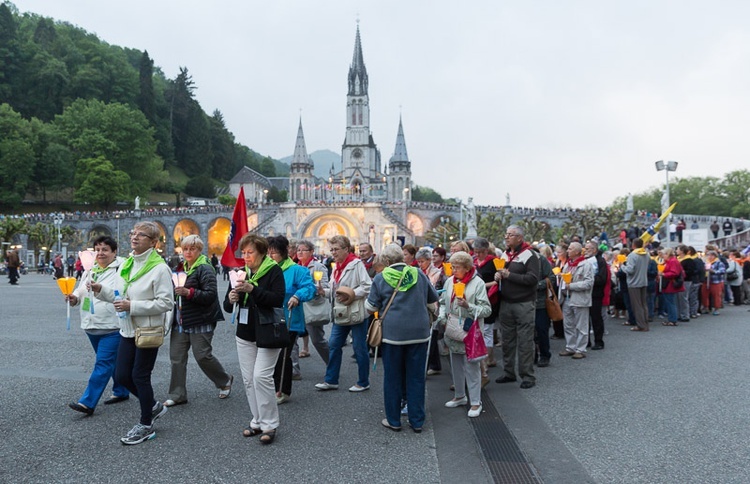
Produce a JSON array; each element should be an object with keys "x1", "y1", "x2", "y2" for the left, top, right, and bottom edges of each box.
[
  {"x1": 426, "y1": 329, "x2": 441, "y2": 372},
  {"x1": 274, "y1": 330, "x2": 298, "y2": 396},
  {"x1": 589, "y1": 297, "x2": 604, "y2": 346}
]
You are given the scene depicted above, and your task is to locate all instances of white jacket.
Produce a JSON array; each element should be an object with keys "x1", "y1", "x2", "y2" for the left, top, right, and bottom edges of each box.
[
  {"x1": 97, "y1": 248, "x2": 174, "y2": 338},
  {"x1": 324, "y1": 258, "x2": 371, "y2": 326},
  {"x1": 72, "y1": 257, "x2": 123, "y2": 331}
]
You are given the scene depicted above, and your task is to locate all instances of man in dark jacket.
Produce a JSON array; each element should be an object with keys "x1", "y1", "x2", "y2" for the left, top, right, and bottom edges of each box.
[
  {"x1": 533, "y1": 250, "x2": 554, "y2": 367},
  {"x1": 586, "y1": 241, "x2": 608, "y2": 350},
  {"x1": 494, "y1": 225, "x2": 540, "y2": 389}
]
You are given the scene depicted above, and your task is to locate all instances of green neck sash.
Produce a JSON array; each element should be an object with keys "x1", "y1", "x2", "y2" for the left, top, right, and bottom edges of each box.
[
  {"x1": 184, "y1": 254, "x2": 210, "y2": 277},
  {"x1": 382, "y1": 264, "x2": 418, "y2": 291},
  {"x1": 90, "y1": 264, "x2": 110, "y2": 281},
  {"x1": 120, "y1": 249, "x2": 165, "y2": 295},
  {"x1": 243, "y1": 256, "x2": 278, "y2": 305},
  {"x1": 279, "y1": 257, "x2": 295, "y2": 272}
]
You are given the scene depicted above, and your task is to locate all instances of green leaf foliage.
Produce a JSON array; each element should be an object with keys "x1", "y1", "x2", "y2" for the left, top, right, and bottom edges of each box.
[{"x1": 74, "y1": 156, "x2": 131, "y2": 207}]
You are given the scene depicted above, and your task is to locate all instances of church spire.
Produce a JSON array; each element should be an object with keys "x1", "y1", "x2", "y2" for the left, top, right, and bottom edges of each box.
[
  {"x1": 348, "y1": 24, "x2": 368, "y2": 96},
  {"x1": 390, "y1": 115, "x2": 409, "y2": 163},
  {"x1": 290, "y1": 117, "x2": 312, "y2": 168}
]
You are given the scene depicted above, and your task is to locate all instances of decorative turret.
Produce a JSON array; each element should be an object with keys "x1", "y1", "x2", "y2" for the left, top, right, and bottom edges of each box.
[
  {"x1": 387, "y1": 116, "x2": 412, "y2": 201},
  {"x1": 289, "y1": 118, "x2": 314, "y2": 201}
]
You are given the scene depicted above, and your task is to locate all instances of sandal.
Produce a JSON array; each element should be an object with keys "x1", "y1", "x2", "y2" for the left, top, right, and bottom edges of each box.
[
  {"x1": 299, "y1": 350, "x2": 310, "y2": 358},
  {"x1": 219, "y1": 375, "x2": 233, "y2": 399},
  {"x1": 259, "y1": 429, "x2": 276, "y2": 444},
  {"x1": 243, "y1": 426, "x2": 262, "y2": 437},
  {"x1": 662, "y1": 322, "x2": 678, "y2": 326}
]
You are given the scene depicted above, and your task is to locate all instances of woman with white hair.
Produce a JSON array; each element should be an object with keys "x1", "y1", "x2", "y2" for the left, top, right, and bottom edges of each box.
[
  {"x1": 438, "y1": 251, "x2": 492, "y2": 418},
  {"x1": 164, "y1": 235, "x2": 233, "y2": 407},
  {"x1": 367, "y1": 244, "x2": 439, "y2": 432}
]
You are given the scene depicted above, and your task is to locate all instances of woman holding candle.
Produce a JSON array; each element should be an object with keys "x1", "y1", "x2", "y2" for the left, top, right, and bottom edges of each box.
[
  {"x1": 164, "y1": 235, "x2": 232, "y2": 407},
  {"x1": 314, "y1": 235, "x2": 372, "y2": 393},
  {"x1": 438, "y1": 251, "x2": 491, "y2": 418},
  {"x1": 224, "y1": 234, "x2": 285, "y2": 444},
  {"x1": 296, "y1": 240, "x2": 331, "y2": 364},
  {"x1": 66, "y1": 236, "x2": 129, "y2": 416}
]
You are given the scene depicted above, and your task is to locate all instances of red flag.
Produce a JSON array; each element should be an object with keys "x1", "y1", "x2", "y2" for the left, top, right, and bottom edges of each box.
[{"x1": 221, "y1": 187, "x2": 248, "y2": 268}]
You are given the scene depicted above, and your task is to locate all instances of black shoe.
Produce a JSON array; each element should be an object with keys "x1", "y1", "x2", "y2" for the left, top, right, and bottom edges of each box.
[
  {"x1": 591, "y1": 344, "x2": 604, "y2": 351},
  {"x1": 104, "y1": 395, "x2": 129, "y2": 405},
  {"x1": 537, "y1": 357, "x2": 550, "y2": 367},
  {"x1": 69, "y1": 402, "x2": 94, "y2": 416},
  {"x1": 495, "y1": 376, "x2": 517, "y2": 384},
  {"x1": 520, "y1": 381, "x2": 536, "y2": 389}
]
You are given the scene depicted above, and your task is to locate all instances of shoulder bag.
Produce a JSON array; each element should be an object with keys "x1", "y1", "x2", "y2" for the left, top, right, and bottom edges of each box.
[
  {"x1": 545, "y1": 279, "x2": 563, "y2": 321},
  {"x1": 367, "y1": 270, "x2": 406, "y2": 348},
  {"x1": 303, "y1": 295, "x2": 331, "y2": 327},
  {"x1": 255, "y1": 306, "x2": 289, "y2": 349},
  {"x1": 135, "y1": 326, "x2": 165, "y2": 349}
]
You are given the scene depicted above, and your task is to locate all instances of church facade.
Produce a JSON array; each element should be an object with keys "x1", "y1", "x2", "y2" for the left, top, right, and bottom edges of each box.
[{"x1": 230, "y1": 24, "x2": 425, "y2": 253}]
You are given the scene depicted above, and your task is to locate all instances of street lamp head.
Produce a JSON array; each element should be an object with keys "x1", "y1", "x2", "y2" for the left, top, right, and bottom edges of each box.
[
  {"x1": 655, "y1": 160, "x2": 665, "y2": 171},
  {"x1": 667, "y1": 161, "x2": 678, "y2": 171}
]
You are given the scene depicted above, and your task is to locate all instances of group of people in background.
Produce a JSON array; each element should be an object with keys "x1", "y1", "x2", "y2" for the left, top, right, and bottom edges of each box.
[{"x1": 61, "y1": 217, "x2": 750, "y2": 446}]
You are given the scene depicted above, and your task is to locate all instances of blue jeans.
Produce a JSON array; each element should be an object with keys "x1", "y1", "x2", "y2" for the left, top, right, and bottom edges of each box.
[
  {"x1": 382, "y1": 342, "x2": 428, "y2": 429},
  {"x1": 325, "y1": 321, "x2": 369, "y2": 388},
  {"x1": 79, "y1": 331, "x2": 129, "y2": 409},
  {"x1": 115, "y1": 337, "x2": 159, "y2": 426},
  {"x1": 663, "y1": 293, "x2": 678, "y2": 323},
  {"x1": 534, "y1": 308, "x2": 551, "y2": 359}
]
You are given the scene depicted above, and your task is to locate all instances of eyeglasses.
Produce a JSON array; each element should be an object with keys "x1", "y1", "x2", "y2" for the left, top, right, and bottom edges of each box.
[
  {"x1": 129, "y1": 232, "x2": 152, "y2": 239},
  {"x1": 297, "y1": 248, "x2": 312, "y2": 252},
  {"x1": 504, "y1": 233, "x2": 520, "y2": 238}
]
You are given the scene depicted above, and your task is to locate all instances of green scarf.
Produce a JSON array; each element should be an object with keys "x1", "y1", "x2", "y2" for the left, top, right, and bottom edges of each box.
[
  {"x1": 90, "y1": 264, "x2": 111, "y2": 282},
  {"x1": 243, "y1": 256, "x2": 278, "y2": 304},
  {"x1": 184, "y1": 254, "x2": 211, "y2": 277},
  {"x1": 120, "y1": 249, "x2": 165, "y2": 295},
  {"x1": 382, "y1": 264, "x2": 418, "y2": 291},
  {"x1": 278, "y1": 257, "x2": 295, "y2": 271}
]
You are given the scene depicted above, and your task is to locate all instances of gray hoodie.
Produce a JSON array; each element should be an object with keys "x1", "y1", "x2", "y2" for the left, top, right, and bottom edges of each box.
[{"x1": 621, "y1": 250, "x2": 649, "y2": 288}]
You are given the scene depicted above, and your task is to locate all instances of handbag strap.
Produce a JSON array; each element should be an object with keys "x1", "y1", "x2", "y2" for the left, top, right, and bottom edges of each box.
[{"x1": 380, "y1": 269, "x2": 407, "y2": 320}]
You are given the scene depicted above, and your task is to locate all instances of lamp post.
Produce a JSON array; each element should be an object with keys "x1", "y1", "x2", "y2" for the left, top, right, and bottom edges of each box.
[
  {"x1": 655, "y1": 160, "x2": 678, "y2": 248},
  {"x1": 52, "y1": 214, "x2": 65, "y2": 253},
  {"x1": 457, "y1": 198, "x2": 463, "y2": 241},
  {"x1": 440, "y1": 216, "x2": 450, "y2": 247}
]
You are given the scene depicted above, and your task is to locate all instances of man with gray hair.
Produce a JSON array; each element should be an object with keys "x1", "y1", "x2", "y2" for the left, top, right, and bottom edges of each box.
[
  {"x1": 494, "y1": 225, "x2": 540, "y2": 389},
  {"x1": 559, "y1": 242, "x2": 595, "y2": 359}
]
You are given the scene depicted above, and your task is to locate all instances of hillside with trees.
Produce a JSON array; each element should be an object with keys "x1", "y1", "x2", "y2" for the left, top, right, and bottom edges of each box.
[{"x1": 0, "y1": 2, "x2": 280, "y2": 209}]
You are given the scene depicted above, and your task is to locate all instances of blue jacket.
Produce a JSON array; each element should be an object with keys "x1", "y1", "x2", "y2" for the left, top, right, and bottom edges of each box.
[{"x1": 281, "y1": 263, "x2": 316, "y2": 332}]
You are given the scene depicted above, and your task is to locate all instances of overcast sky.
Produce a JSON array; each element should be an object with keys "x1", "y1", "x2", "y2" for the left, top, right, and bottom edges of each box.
[{"x1": 11, "y1": 1, "x2": 750, "y2": 208}]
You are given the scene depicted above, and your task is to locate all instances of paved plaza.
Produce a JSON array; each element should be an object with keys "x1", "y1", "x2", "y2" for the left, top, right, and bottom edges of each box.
[{"x1": 2, "y1": 273, "x2": 749, "y2": 483}]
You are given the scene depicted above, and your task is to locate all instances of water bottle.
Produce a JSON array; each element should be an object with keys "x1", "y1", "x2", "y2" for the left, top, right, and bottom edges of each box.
[{"x1": 114, "y1": 290, "x2": 127, "y2": 319}]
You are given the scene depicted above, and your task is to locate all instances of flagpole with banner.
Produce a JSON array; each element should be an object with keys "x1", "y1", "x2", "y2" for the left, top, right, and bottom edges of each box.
[{"x1": 221, "y1": 187, "x2": 249, "y2": 269}]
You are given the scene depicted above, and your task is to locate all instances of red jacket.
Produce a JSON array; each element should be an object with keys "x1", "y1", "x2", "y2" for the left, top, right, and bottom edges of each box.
[{"x1": 661, "y1": 257, "x2": 685, "y2": 294}]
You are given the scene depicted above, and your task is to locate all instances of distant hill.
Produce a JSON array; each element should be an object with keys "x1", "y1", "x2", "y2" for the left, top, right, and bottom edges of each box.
[{"x1": 279, "y1": 149, "x2": 340, "y2": 179}]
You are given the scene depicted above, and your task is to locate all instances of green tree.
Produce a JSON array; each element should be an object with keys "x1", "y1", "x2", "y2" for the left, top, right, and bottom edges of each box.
[
  {"x1": 29, "y1": 118, "x2": 73, "y2": 201},
  {"x1": 719, "y1": 170, "x2": 750, "y2": 218},
  {"x1": 74, "y1": 156, "x2": 131, "y2": 207},
  {"x1": 0, "y1": 217, "x2": 29, "y2": 248},
  {"x1": 53, "y1": 98, "x2": 164, "y2": 195},
  {"x1": 184, "y1": 176, "x2": 216, "y2": 198},
  {"x1": 476, "y1": 210, "x2": 513, "y2": 247},
  {"x1": 0, "y1": 3, "x2": 20, "y2": 103},
  {"x1": 266, "y1": 186, "x2": 287, "y2": 202},
  {"x1": 136, "y1": 50, "x2": 156, "y2": 123},
  {"x1": 411, "y1": 185, "x2": 444, "y2": 203},
  {"x1": 0, "y1": 104, "x2": 35, "y2": 207},
  {"x1": 209, "y1": 110, "x2": 237, "y2": 179},
  {"x1": 183, "y1": 103, "x2": 211, "y2": 175},
  {"x1": 260, "y1": 156, "x2": 276, "y2": 177}
]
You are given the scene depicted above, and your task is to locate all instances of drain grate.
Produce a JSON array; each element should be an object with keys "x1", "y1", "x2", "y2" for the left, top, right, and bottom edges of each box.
[{"x1": 470, "y1": 390, "x2": 542, "y2": 483}]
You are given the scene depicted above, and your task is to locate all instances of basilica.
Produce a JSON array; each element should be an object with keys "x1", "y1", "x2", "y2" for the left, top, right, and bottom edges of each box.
[{"x1": 226, "y1": 24, "x2": 428, "y2": 253}]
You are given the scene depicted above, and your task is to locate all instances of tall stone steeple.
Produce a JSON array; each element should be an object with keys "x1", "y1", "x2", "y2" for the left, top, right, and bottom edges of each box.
[
  {"x1": 340, "y1": 22, "x2": 381, "y2": 197},
  {"x1": 388, "y1": 115, "x2": 412, "y2": 201},
  {"x1": 289, "y1": 117, "x2": 314, "y2": 201}
]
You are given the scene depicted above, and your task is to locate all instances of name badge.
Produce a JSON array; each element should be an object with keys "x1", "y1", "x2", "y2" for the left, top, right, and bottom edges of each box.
[
  {"x1": 239, "y1": 308, "x2": 249, "y2": 325},
  {"x1": 81, "y1": 297, "x2": 91, "y2": 312}
]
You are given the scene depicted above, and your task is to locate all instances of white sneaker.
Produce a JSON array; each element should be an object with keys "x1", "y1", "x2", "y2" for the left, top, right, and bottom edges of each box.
[
  {"x1": 468, "y1": 404, "x2": 483, "y2": 418},
  {"x1": 314, "y1": 382, "x2": 339, "y2": 391},
  {"x1": 444, "y1": 396, "x2": 468, "y2": 408},
  {"x1": 348, "y1": 384, "x2": 370, "y2": 392}
]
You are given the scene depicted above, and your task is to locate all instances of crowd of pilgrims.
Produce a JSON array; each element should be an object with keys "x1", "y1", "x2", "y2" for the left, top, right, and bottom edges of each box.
[{"x1": 62, "y1": 220, "x2": 750, "y2": 445}]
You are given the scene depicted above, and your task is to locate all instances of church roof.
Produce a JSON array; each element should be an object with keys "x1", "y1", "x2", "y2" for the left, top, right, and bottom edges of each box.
[
  {"x1": 228, "y1": 166, "x2": 272, "y2": 188},
  {"x1": 290, "y1": 118, "x2": 313, "y2": 168},
  {"x1": 389, "y1": 116, "x2": 409, "y2": 163}
]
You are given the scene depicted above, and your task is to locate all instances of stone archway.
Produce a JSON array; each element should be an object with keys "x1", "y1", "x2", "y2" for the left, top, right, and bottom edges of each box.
[
  {"x1": 208, "y1": 217, "x2": 230, "y2": 258},
  {"x1": 173, "y1": 219, "x2": 200, "y2": 253},
  {"x1": 299, "y1": 212, "x2": 362, "y2": 254},
  {"x1": 87, "y1": 225, "x2": 113, "y2": 246}
]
